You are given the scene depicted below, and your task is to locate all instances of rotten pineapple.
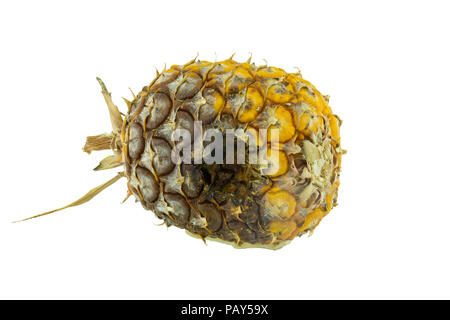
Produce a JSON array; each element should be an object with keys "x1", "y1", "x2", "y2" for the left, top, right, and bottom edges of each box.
[{"x1": 19, "y1": 56, "x2": 344, "y2": 250}]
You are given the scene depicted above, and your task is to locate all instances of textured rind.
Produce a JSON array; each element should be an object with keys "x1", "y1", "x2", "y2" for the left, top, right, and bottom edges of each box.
[{"x1": 122, "y1": 58, "x2": 343, "y2": 249}]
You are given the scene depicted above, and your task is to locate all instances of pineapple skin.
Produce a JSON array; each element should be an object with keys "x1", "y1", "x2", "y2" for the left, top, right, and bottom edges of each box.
[{"x1": 121, "y1": 58, "x2": 343, "y2": 249}]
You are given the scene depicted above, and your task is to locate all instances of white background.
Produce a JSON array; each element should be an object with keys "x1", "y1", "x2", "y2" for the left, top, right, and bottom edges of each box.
[{"x1": 1, "y1": 0, "x2": 449, "y2": 299}]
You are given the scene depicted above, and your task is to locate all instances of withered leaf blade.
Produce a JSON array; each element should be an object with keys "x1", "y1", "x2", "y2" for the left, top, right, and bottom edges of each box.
[{"x1": 13, "y1": 172, "x2": 125, "y2": 223}]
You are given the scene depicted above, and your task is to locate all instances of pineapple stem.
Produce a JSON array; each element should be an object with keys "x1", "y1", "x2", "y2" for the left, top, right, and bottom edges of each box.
[
  {"x1": 83, "y1": 133, "x2": 114, "y2": 153},
  {"x1": 13, "y1": 172, "x2": 125, "y2": 223}
]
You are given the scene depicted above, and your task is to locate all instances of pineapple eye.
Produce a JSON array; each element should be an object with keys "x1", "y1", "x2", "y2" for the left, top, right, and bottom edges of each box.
[
  {"x1": 127, "y1": 122, "x2": 145, "y2": 160},
  {"x1": 145, "y1": 92, "x2": 171, "y2": 130},
  {"x1": 267, "y1": 106, "x2": 296, "y2": 143},
  {"x1": 175, "y1": 72, "x2": 202, "y2": 100}
]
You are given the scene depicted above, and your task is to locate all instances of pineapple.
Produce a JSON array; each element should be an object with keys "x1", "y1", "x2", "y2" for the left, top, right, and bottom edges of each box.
[{"x1": 19, "y1": 56, "x2": 343, "y2": 249}]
